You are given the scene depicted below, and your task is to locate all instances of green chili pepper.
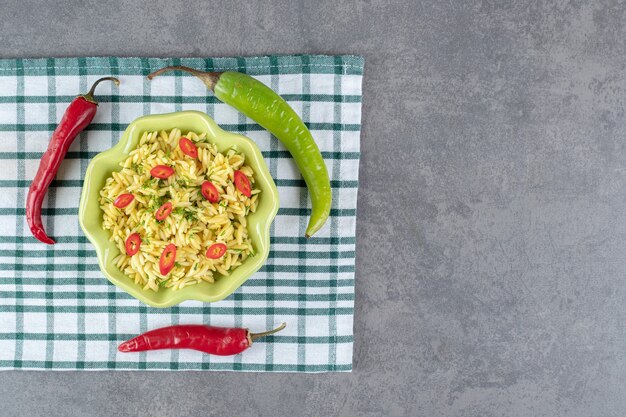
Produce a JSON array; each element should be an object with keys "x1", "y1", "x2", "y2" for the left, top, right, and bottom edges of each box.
[{"x1": 147, "y1": 66, "x2": 332, "y2": 238}]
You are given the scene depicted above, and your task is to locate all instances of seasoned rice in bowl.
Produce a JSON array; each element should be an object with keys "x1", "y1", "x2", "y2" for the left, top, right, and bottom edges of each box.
[{"x1": 100, "y1": 128, "x2": 260, "y2": 292}]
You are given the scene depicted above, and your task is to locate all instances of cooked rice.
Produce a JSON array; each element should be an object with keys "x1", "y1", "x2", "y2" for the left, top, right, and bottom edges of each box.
[{"x1": 99, "y1": 128, "x2": 259, "y2": 292}]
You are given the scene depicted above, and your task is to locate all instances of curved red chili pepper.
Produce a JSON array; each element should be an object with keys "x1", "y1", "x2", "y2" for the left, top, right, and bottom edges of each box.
[
  {"x1": 118, "y1": 323, "x2": 286, "y2": 356},
  {"x1": 26, "y1": 77, "x2": 119, "y2": 244}
]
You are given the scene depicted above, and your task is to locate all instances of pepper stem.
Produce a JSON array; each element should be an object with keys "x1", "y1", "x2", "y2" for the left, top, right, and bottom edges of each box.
[
  {"x1": 82, "y1": 77, "x2": 120, "y2": 104},
  {"x1": 250, "y1": 322, "x2": 287, "y2": 342},
  {"x1": 146, "y1": 66, "x2": 221, "y2": 90}
]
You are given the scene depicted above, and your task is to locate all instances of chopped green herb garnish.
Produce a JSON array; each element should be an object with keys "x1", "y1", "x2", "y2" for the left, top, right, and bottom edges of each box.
[
  {"x1": 174, "y1": 262, "x2": 182, "y2": 268},
  {"x1": 179, "y1": 175, "x2": 190, "y2": 183},
  {"x1": 183, "y1": 210, "x2": 196, "y2": 222},
  {"x1": 141, "y1": 178, "x2": 158, "y2": 189},
  {"x1": 173, "y1": 207, "x2": 196, "y2": 222},
  {"x1": 130, "y1": 162, "x2": 144, "y2": 174},
  {"x1": 150, "y1": 195, "x2": 168, "y2": 210},
  {"x1": 159, "y1": 280, "x2": 168, "y2": 288}
]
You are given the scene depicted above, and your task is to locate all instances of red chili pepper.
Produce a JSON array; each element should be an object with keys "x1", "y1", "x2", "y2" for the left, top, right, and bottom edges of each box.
[
  {"x1": 178, "y1": 137, "x2": 198, "y2": 158},
  {"x1": 155, "y1": 201, "x2": 173, "y2": 221},
  {"x1": 233, "y1": 170, "x2": 252, "y2": 197},
  {"x1": 113, "y1": 193, "x2": 134, "y2": 208},
  {"x1": 150, "y1": 165, "x2": 175, "y2": 179},
  {"x1": 159, "y1": 243, "x2": 177, "y2": 276},
  {"x1": 206, "y1": 242, "x2": 227, "y2": 259},
  {"x1": 26, "y1": 77, "x2": 120, "y2": 244},
  {"x1": 125, "y1": 233, "x2": 141, "y2": 256},
  {"x1": 118, "y1": 322, "x2": 286, "y2": 356},
  {"x1": 201, "y1": 181, "x2": 220, "y2": 203}
]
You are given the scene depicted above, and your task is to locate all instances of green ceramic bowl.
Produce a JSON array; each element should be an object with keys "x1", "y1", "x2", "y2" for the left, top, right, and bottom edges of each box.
[{"x1": 79, "y1": 111, "x2": 279, "y2": 308}]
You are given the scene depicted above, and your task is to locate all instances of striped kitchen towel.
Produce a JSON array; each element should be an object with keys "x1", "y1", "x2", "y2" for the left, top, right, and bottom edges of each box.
[{"x1": 0, "y1": 55, "x2": 363, "y2": 371}]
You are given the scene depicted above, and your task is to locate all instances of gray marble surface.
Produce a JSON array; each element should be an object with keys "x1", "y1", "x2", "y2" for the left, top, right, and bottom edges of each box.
[{"x1": 1, "y1": 1, "x2": 626, "y2": 416}]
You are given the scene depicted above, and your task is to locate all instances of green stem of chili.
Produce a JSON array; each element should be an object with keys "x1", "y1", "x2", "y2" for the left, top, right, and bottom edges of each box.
[
  {"x1": 80, "y1": 76, "x2": 120, "y2": 104},
  {"x1": 147, "y1": 66, "x2": 332, "y2": 237}
]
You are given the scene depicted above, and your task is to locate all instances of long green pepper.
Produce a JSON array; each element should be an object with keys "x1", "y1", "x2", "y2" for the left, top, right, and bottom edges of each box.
[{"x1": 147, "y1": 66, "x2": 332, "y2": 237}]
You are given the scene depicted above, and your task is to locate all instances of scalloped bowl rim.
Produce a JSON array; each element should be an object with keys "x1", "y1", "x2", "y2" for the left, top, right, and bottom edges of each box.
[{"x1": 78, "y1": 111, "x2": 279, "y2": 308}]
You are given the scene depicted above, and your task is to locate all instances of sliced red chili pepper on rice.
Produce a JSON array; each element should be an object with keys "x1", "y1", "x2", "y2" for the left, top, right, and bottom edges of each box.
[
  {"x1": 114, "y1": 193, "x2": 134, "y2": 208},
  {"x1": 125, "y1": 233, "x2": 141, "y2": 256},
  {"x1": 159, "y1": 244, "x2": 177, "y2": 276},
  {"x1": 155, "y1": 201, "x2": 173, "y2": 221},
  {"x1": 150, "y1": 165, "x2": 175, "y2": 179},
  {"x1": 201, "y1": 181, "x2": 220, "y2": 203},
  {"x1": 178, "y1": 137, "x2": 198, "y2": 158},
  {"x1": 233, "y1": 170, "x2": 252, "y2": 197},
  {"x1": 206, "y1": 243, "x2": 227, "y2": 259}
]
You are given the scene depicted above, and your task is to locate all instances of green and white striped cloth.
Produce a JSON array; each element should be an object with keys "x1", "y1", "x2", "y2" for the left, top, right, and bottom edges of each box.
[{"x1": 0, "y1": 55, "x2": 363, "y2": 372}]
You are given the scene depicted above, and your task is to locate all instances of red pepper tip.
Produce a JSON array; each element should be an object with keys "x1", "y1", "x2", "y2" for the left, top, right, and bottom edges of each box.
[
  {"x1": 39, "y1": 236, "x2": 56, "y2": 245},
  {"x1": 118, "y1": 340, "x2": 135, "y2": 352},
  {"x1": 32, "y1": 228, "x2": 55, "y2": 245}
]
